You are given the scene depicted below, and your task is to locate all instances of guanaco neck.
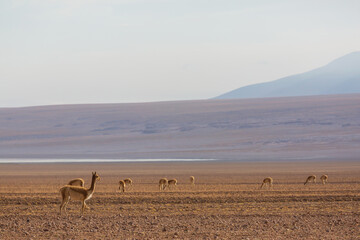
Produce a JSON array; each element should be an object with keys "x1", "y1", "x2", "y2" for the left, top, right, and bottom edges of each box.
[{"x1": 87, "y1": 175, "x2": 97, "y2": 194}]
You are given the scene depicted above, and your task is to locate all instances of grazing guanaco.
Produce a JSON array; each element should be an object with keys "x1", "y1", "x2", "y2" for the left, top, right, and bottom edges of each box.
[
  {"x1": 119, "y1": 180, "x2": 126, "y2": 192},
  {"x1": 320, "y1": 174, "x2": 328, "y2": 185},
  {"x1": 260, "y1": 177, "x2": 273, "y2": 189},
  {"x1": 168, "y1": 179, "x2": 178, "y2": 189},
  {"x1": 67, "y1": 178, "x2": 85, "y2": 187},
  {"x1": 123, "y1": 178, "x2": 133, "y2": 186},
  {"x1": 190, "y1": 176, "x2": 195, "y2": 185},
  {"x1": 159, "y1": 178, "x2": 168, "y2": 191},
  {"x1": 59, "y1": 172, "x2": 100, "y2": 215},
  {"x1": 304, "y1": 175, "x2": 316, "y2": 185}
]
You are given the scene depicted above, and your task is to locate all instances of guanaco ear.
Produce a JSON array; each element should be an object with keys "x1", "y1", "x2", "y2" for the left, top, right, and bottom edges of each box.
[{"x1": 92, "y1": 172, "x2": 94, "y2": 175}]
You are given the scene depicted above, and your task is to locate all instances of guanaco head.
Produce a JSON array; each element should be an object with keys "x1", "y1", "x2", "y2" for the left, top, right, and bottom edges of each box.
[
  {"x1": 118, "y1": 180, "x2": 125, "y2": 190},
  {"x1": 92, "y1": 172, "x2": 101, "y2": 182}
]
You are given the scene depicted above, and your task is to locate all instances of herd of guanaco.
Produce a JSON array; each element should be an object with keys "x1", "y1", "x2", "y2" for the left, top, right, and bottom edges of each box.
[{"x1": 59, "y1": 173, "x2": 328, "y2": 215}]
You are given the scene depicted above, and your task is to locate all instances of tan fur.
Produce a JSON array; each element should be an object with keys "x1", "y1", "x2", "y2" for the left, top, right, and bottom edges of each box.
[
  {"x1": 66, "y1": 178, "x2": 88, "y2": 209},
  {"x1": 190, "y1": 176, "x2": 195, "y2": 185},
  {"x1": 168, "y1": 179, "x2": 178, "y2": 189},
  {"x1": 119, "y1": 180, "x2": 126, "y2": 192},
  {"x1": 123, "y1": 178, "x2": 133, "y2": 186},
  {"x1": 159, "y1": 178, "x2": 168, "y2": 191},
  {"x1": 304, "y1": 175, "x2": 316, "y2": 185},
  {"x1": 260, "y1": 177, "x2": 273, "y2": 189},
  {"x1": 59, "y1": 172, "x2": 100, "y2": 215},
  {"x1": 67, "y1": 178, "x2": 85, "y2": 187},
  {"x1": 320, "y1": 174, "x2": 328, "y2": 185}
]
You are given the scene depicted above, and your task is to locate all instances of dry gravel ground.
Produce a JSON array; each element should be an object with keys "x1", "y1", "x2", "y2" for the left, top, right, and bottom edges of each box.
[{"x1": 0, "y1": 161, "x2": 359, "y2": 239}]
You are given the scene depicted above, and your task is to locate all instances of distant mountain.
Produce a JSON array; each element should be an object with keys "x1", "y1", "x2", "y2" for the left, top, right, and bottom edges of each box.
[
  {"x1": 1, "y1": 94, "x2": 360, "y2": 161},
  {"x1": 216, "y1": 52, "x2": 360, "y2": 99}
]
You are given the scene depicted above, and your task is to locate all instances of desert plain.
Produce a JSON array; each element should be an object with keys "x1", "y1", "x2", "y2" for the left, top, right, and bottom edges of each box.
[{"x1": 0, "y1": 160, "x2": 359, "y2": 240}]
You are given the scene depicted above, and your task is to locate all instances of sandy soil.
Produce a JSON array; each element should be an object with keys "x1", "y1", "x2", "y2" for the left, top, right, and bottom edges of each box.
[{"x1": 0, "y1": 161, "x2": 359, "y2": 239}]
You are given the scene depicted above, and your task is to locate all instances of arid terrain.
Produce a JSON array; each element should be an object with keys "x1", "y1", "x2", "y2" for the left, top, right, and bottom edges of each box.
[
  {"x1": 1, "y1": 94, "x2": 360, "y2": 161},
  {"x1": 0, "y1": 161, "x2": 359, "y2": 239}
]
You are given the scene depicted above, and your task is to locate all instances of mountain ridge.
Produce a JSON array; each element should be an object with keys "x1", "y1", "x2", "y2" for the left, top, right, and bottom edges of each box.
[{"x1": 216, "y1": 52, "x2": 360, "y2": 99}]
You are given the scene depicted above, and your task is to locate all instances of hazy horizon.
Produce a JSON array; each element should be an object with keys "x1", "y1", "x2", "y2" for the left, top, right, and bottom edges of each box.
[{"x1": 1, "y1": 0, "x2": 360, "y2": 107}]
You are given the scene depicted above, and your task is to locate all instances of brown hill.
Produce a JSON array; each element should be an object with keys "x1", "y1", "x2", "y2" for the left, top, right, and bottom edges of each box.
[{"x1": 1, "y1": 94, "x2": 360, "y2": 161}]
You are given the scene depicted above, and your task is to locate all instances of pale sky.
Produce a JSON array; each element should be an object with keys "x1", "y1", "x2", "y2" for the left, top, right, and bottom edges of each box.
[{"x1": 1, "y1": 0, "x2": 359, "y2": 107}]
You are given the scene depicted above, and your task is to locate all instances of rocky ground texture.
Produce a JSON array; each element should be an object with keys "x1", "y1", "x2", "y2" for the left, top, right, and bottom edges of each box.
[{"x1": 0, "y1": 161, "x2": 359, "y2": 239}]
